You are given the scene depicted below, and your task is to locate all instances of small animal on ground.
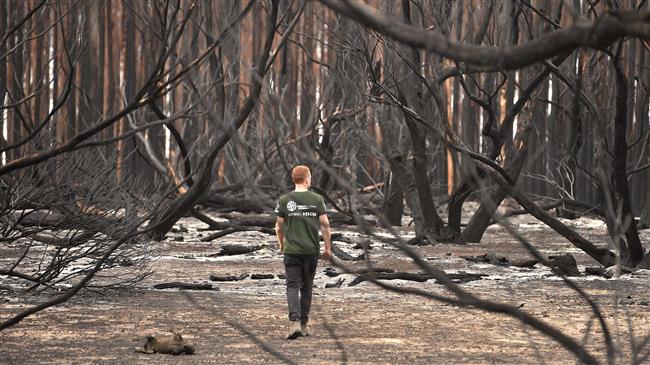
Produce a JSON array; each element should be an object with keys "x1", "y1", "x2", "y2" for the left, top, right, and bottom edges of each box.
[{"x1": 134, "y1": 332, "x2": 195, "y2": 355}]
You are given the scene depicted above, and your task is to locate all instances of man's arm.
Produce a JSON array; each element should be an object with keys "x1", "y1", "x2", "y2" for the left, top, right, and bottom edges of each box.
[
  {"x1": 275, "y1": 217, "x2": 285, "y2": 252},
  {"x1": 319, "y1": 214, "x2": 331, "y2": 259}
]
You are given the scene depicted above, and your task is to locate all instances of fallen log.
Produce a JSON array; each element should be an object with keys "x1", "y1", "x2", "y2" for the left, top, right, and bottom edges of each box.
[
  {"x1": 325, "y1": 278, "x2": 345, "y2": 288},
  {"x1": 201, "y1": 195, "x2": 271, "y2": 214},
  {"x1": 209, "y1": 274, "x2": 249, "y2": 282},
  {"x1": 192, "y1": 211, "x2": 375, "y2": 243},
  {"x1": 28, "y1": 231, "x2": 95, "y2": 248},
  {"x1": 461, "y1": 252, "x2": 538, "y2": 268},
  {"x1": 348, "y1": 271, "x2": 487, "y2": 286},
  {"x1": 153, "y1": 282, "x2": 215, "y2": 290},
  {"x1": 210, "y1": 244, "x2": 265, "y2": 256},
  {"x1": 348, "y1": 272, "x2": 429, "y2": 286},
  {"x1": 494, "y1": 198, "x2": 605, "y2": 220},
  {"x1": 323, "y1": 267, "x2": 395, "y2": 277},
  {"x1": 9, "y1": 210, "x2": 66, "y2": 227},
  {"x1": 326, "y1": 211, "x2": 376, "y2": 227},
  {"x1": 250, "y1": 274, "x2": 275, "y2": 280},
  {"x1": 190, "y1": 211, "x2": 275, "y2": 234},
  {"x1": 200, "y1": 227, "x2": 274, "y2": 241},
  {"x1": 331, "y1": 242, "x2": 365, "y2": 261},
  {"x1": 189, "y1": 210, "x2": 227, "y2": 230},
  {"x1": 219, "y1": 212, "x2": 373, "y2": 228},
  {"x1": 220, "y1": 213, "x2": 274, "y2": 227}
]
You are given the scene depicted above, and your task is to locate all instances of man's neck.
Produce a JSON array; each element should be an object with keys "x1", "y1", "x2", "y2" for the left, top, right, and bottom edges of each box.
[{"x1": 294, "y1": 184, "x2": 309, "y2": 192}]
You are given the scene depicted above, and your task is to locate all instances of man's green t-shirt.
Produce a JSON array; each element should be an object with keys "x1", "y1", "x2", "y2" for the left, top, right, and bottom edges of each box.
[{"x1": 274, "y1": 191, "x2": 326, "y2": 255}]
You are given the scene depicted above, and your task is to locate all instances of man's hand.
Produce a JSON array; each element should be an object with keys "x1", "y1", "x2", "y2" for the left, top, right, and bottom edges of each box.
[
  {"x1": 275, "y1": 217, "x2": 285, "y2": 255},
  {"x1": 319, "y1": 214, "x2": 332, "y2": 261},
  {"x1": 323, "y1": 246, "x2": 332, "y2": 260}
]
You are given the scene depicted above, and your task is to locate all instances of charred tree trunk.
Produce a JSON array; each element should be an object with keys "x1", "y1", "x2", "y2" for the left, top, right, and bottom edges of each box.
[
  {"x1": 116, "y1": 3, "x2": 138, "y2": 184},
  {"x1": 462, "y1": 104, "x2": 535, "y2": 243},
  {"x1": 557, "y1": 52, "x2": 583, "y2": 219},
  {"x1": 633, "y1": 46, "x2": 650, "y2": 228},
  {"x1": 640, "y1": 184, "x2": 650, "y2": 229},
  {"x1": 6, "y1": 2, "x2": 25, "y2": 162},
  {"x1": 449, "y1": 54, "x2": 568, "y2": 238},
  {"x1": 0, "y1": 1, "x2": 5, "y2": 152},
  {"x1": 375, "y1": 1, "x2": 407, "y2": 229},
  {"x1": 386, "y1": 155, "x2": 425, "y2": 235},
  {"x1": 598, "y1": 59, "x2": 644, "y2": 266},
  {"x1": 403, "y1": 116, "x2": 445, "y2": 242},
  {"x1": 397, "y1": 0, "x2": 451, "y2": 242}
]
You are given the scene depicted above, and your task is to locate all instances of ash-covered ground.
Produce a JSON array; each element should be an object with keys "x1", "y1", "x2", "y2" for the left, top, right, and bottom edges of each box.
[{"x1": 1, "y1": 205, "x2": 650, "y2": 364}]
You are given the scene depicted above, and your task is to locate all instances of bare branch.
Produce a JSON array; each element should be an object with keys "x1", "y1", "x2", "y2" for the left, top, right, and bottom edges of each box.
[{"x1": 321, "y1": 0, "x2": 650, "y2": 70}]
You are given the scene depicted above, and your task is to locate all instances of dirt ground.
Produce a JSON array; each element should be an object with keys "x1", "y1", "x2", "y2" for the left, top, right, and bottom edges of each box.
[{"x1": 2, "y1": 205, "x2": 650, "y2": 364}]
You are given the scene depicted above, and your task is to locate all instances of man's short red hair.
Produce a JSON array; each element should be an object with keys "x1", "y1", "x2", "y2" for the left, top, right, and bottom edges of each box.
[{"x1": 292, "y1": 165, "x2": 311, "y2": 184}]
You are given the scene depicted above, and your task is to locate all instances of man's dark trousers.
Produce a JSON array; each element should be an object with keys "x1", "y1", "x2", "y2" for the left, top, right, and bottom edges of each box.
[{"x1": 284, "y1": 254, "x2": 318, "y2": 323}]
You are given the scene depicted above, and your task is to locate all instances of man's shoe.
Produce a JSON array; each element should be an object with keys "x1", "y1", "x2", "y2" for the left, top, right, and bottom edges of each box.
[
  {"x1": 287, "y1": 320, "x2": 302, "y2": 340},
  {"x1": 301, "y1": 322, "x2": 309, "y2": 336}
]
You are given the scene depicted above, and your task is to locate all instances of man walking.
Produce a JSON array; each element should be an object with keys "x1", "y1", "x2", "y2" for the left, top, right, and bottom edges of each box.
[{"x1": 274, "y1": 165, "x2": 331, "y2": 339}]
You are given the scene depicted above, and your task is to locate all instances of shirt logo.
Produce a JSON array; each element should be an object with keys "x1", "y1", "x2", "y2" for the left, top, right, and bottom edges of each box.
[{"x1": 287, "y1": 201, "x2": 297, "y2": 212}]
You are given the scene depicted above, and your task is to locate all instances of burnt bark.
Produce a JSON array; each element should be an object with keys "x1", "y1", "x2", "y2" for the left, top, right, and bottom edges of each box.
[
  {"x1": 462, "y1": 104, "x2": 535, "y2": 243},
  {"x1": 448, "y1": 54, "x2": 569, "y2": 236},
  {"x1": 386, "y1": 156, "x2": 425, "y2": 235},
  {"x1": 397, "y1": 0, "x2": 450, "y2": 243},
  {"x1": 596, "y1": 59, "x2": 644, "y2": 266}
]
